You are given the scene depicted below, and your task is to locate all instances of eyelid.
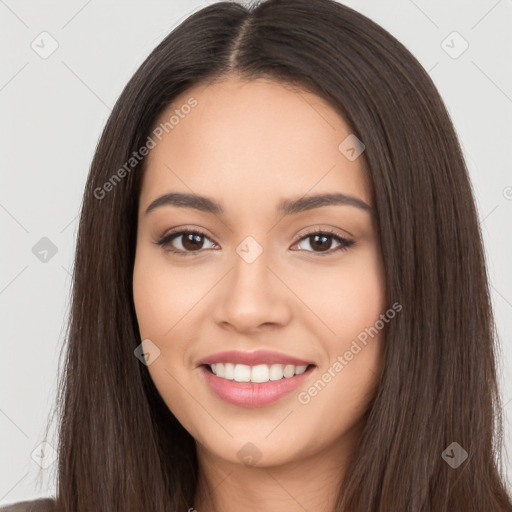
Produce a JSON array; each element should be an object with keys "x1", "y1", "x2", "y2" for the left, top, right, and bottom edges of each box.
[{"x1": 293, "y1": 224, "x2": 353, "y2": 242}]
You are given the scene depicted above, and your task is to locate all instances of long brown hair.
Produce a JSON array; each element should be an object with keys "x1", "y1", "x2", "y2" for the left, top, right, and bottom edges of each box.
[{"x1": 47, "y1": 0, "x2": 512, "y2": 510}]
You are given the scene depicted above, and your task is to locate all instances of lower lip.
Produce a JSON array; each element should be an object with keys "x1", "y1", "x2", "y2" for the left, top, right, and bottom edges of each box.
[{"x1": 199, "y1": 365, "x2": 316, "y2": 407}]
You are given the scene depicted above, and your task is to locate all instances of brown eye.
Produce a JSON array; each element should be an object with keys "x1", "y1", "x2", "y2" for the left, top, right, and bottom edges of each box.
[
  {"x1": 155, "y1": 229, "x2": 217, "y2": 256},
  {"x1": 293, "y1": 230, "x2": 354, "y2": 255},
  {"x1": 180, "y1": 232, "x2": 206, "y2": 251}
]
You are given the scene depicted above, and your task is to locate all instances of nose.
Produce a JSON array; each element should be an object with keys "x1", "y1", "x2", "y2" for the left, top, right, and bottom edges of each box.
[{"x1": 212, "y1": 245, "x2": 292, "y2": 334}]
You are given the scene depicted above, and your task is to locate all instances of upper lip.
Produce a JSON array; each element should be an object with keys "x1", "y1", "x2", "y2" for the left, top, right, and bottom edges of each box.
[{"x1": 197, "y1": 350, "x2": 315, "y2": 367}]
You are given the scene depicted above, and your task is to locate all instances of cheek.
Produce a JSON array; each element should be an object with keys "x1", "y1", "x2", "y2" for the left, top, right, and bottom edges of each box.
[
  {"x1": 132, "y1": 251, "x2": 199, "y2": 426},
  {"x1": 132, "y1": 247, "x2": 208, "y2": 339},
  {"x1": 292, "y1": 247, "x2": 386, "y2": 406},
  {"x1": 132, "y1": 258, "x2": 166, "y2": 339},
  {"x1": 291, "y1": 246, "x2": 387, "y2": 343}
]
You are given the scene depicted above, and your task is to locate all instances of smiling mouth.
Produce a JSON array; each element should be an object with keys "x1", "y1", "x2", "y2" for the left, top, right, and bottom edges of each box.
[
  {"x1": 201, "y1": 362, "x2": 316, "y2": 384},
  {"x1": 199, "y1": 362, "x2": 317, "y2": 407}
]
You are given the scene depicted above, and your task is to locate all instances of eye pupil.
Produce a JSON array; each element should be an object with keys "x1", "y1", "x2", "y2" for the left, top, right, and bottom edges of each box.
[
  {"x1": 182, "y1": 233, "x2": 204, "y2": 251},
  {"x1": 310, "y1": 234, "x2": 331, "y2": 252}
]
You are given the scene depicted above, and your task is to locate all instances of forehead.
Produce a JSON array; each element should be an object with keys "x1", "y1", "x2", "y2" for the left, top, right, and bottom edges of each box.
[{"x1": 139, "y1": 77, "x2": 372, "y2": 216}]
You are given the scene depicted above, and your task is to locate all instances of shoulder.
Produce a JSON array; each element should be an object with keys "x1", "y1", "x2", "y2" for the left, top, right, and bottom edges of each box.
[{"x1": 0, "y1": 498, "x2": 56, "y2": 512}]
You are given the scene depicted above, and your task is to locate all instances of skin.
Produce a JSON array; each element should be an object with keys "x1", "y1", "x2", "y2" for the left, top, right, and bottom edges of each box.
[{"x1": 133, "y1": 75, "x2": 387, "y2": 512}]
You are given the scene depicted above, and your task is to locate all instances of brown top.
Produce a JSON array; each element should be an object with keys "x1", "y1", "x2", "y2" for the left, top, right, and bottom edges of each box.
[{"x1": 0, "y1": 499, "x2": 55, "y2": 512}]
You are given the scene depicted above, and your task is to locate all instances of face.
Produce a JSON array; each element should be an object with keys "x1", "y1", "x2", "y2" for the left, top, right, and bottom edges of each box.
[{"x1": 133, "y1": 76, "x2": 387, "y2": 469}]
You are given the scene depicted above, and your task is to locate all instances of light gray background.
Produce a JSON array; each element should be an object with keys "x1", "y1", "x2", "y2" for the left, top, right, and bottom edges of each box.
[{"x1": 1, "y1": 0, "x2": 511, "y2": 504}]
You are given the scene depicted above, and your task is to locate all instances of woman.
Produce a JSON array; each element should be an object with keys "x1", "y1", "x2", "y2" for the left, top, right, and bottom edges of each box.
[{"x1": 2, "y1": 0, "x2": 511, "y2": 510}]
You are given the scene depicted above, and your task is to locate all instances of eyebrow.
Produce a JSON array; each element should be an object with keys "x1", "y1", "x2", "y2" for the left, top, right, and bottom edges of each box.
[{"x1": 144, "y1": 192, "x2": 374, "y2": 216}]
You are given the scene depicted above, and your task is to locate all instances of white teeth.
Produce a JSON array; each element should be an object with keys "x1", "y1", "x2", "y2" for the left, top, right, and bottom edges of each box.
[
  {"x1": 234, "y1": 364, "x2": 251, "y2": 382},
  {"x1": 251, "y1": 364, "x2": 269, "y2": 383},
  {"x1": 283, "y1": 364, "x2": 295, "y2": 378},
  {"x1": 295, "y1": 365, "x2": 308, "y2": 375},
  {"x1": 224, "y1": 362, "x2": 235, "y2": 380},
  {"x1": 269, "y1": 364, "x2": 285, "y2": 381},
  {"x1": 208, "y1": 362, "x2": 310, "y2": 383}
]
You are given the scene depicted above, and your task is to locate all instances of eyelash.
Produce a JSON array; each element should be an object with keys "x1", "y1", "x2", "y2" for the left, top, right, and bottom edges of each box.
[{"x1": 153, "y1": 227, "x2": 355, "y2": 257}]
